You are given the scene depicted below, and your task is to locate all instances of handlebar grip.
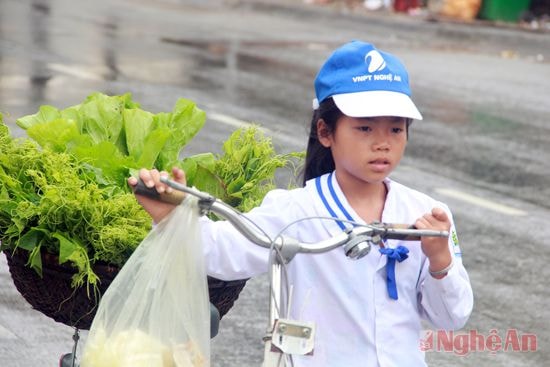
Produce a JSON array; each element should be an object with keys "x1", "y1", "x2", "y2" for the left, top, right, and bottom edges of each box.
[
  {"x1": 133, "y1": 179, "x2": 186, "y2": 205},
  {"x1": 378, "y1": 223, "x2": 448, "y2": 241}
]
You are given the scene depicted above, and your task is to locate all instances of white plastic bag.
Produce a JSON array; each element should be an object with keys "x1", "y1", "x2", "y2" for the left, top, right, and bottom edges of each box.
[{"x1": 81, "y1": 196, "x2": 210, "y2": 367}]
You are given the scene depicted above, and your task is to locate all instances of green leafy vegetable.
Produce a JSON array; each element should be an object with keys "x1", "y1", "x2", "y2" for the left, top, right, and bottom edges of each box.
[
  {"x1": 15, "y1": 93, "x2": 206, "y2": 188},
  {"x1": 0, "y1": 120, "x2": 151, "y2": 290},
  {"x1": 0, "y1": 93, "x2": 303, "y2": 297}
]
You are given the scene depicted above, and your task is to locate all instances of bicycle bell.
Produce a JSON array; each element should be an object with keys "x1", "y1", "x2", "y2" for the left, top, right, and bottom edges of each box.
[{"x1": 344, "y1": 232, "x2": 372, "y2": 259}]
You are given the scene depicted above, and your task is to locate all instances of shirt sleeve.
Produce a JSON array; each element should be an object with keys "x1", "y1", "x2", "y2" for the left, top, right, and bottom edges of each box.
[
  {"x1": 417, "y1": 216, "x2": 474, "y2": 330},
  {"x1": 199, "y1": 189, "x2": 301, "y2": 281}
]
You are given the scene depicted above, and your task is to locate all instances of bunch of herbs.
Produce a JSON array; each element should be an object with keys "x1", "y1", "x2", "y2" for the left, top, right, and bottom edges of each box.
[{"x1": 0, "y1": 93, "x2": 302, "y2": 295}]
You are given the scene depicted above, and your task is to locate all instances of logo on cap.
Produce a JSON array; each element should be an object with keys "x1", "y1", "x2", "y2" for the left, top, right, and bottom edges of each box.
[{"x1": 365, "y1": 50, "x2": 386, "y2": 73}]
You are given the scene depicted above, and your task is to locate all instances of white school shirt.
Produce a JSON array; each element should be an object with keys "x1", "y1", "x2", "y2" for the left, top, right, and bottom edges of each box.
[{"x1": 200, "y1": 172, "x2": 473, "y2": 367}]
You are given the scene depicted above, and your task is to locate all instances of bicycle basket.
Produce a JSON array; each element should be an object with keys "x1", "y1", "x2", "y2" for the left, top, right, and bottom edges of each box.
[{"x1": 3, "y1": 248, "x2": 248, "y2": 330}]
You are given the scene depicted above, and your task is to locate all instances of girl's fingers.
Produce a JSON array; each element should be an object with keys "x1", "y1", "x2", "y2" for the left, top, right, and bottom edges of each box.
[
  {"x1": 415, "y1": 211, "x2": 448, "y2": 229},
  {"x1": 415, "y1": 216, "x2": 429, "y2": 229},
  {"x1": 159, "y1": 170, "x2": 172, "y2": 193},
  {"x1": 133, "y1": 167, "x2": 187, "y2": 195},
  {"x1": 172, "y1": 167, "x2": 187, "y2": 184},
  {"x1": 139, "y1": 168, "x2": 155, "y2": 187},
  {"x1": 431, "y1": 207, "x2": 448, "y2": 222},
  {"x1": 151, "y1": 170, "x2": 169, "y2": 193}
]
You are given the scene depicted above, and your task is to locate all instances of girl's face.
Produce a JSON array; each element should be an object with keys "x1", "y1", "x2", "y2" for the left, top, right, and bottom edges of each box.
[{"x1": 318, "y1": 115, "x2": 408, "y2": 186}]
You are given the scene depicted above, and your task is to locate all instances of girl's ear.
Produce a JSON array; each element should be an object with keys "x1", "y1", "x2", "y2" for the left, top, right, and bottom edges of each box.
[{"x1": 317, "y1": 119, "x2": 332, "y2": 148}]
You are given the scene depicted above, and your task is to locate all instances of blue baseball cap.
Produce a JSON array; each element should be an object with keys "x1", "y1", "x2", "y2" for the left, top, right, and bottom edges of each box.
[{"x1": 314, "y1": 41, "x2": 422, "y2": 120}]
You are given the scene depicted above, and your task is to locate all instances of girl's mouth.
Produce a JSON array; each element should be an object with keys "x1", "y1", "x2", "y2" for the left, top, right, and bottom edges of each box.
[{"x1": 369, "y1": 159, "x2": 390, "y2": 172}]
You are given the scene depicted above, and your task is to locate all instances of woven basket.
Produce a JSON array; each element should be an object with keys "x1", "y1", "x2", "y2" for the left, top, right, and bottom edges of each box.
[{"x1": 4, "y1": 249, "x2": 247, "y2": 330}]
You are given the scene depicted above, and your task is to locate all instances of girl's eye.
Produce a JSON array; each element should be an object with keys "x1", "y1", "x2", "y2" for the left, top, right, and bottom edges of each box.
[
  {"x1": 392, "y1": 127, "x2": 404, "y2": 134},
  {"x1": 358, "y1": 126, "x2": 372, "y2": 132}
]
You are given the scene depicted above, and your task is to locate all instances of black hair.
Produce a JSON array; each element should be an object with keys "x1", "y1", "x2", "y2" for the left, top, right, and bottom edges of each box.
[
  {"x1": 300, "y1": 98, "x2": 413, "y2": 186},
  {"x1": 301, "y1": 98, "x2": 343, "y2": 186}
]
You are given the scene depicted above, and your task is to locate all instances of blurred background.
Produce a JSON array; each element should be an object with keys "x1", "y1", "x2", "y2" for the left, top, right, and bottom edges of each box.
[{"x1": 1, "y1": 0, "x2": 549, "y2": 366}]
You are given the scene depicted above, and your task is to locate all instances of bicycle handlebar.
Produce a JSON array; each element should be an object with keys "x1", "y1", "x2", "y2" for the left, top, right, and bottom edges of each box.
[{"x1": 134, "y1": 178, "x2": 449, "y2": 259}]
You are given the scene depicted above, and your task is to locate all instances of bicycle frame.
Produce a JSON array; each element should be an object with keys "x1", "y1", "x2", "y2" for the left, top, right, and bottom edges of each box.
[
  {"x1": 157, "y1": 178, "x2": 449, "y2": 367},
  {"x1": 60, "y1": 179, "x2": 448, "y2": 367}
]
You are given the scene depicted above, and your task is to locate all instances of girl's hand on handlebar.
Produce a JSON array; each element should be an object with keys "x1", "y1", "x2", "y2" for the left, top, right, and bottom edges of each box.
[
  {"x1": 127, "y1": 167, "x2": 186, "y2": 223},
  {"x1": 414, "y1": 207, "x2": 453, "y2": 278}
]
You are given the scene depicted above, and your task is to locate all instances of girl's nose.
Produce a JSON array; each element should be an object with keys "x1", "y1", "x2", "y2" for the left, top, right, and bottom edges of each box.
[
  {"x1": 373, "y1": 141, "x2": 390, "y2": 151},
  {"x1": 372, "y1": 131, "x2": 390, "y2": 151}
]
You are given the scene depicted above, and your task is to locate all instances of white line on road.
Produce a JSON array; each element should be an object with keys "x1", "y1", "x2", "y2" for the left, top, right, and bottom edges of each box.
[
  {"x1": 47, "y1": 63, "x2": 102, "y2": 81},
  {"x1": 209, "y1": 112, "x2": 267, "y2": 131},
  {"x1": 209, "y1": 112, "x2": 305, "y2": 147},
  {"x1": 435, "y1": 188, "x2": 528, "y2": 216}
]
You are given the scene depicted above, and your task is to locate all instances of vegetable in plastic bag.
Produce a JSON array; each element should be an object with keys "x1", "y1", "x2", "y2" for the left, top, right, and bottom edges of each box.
[{"x1": 81, "y1": 196, "x2": 209, "y2": 367}]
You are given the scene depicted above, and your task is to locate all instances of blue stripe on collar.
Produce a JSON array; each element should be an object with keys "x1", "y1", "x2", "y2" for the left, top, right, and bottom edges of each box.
[
  {"x1": 327, "y1": 172, "x2": 355, "y2": 223},
  {"x1": 315, "y1": 175, "x2": 346, "y2": 230},
  {"x1": 315, "y1": 173, "x2": 357, "y2": 230}
]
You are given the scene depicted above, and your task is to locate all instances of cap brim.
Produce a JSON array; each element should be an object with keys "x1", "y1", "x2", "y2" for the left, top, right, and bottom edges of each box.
[{"x1": 332, "y1": 91, "x2": 423, "y2": 120}]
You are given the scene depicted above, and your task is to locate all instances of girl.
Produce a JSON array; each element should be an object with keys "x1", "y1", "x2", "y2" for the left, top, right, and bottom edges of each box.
[{"x1": 129, "y1": 40, "x2": 473, "y2": 366}]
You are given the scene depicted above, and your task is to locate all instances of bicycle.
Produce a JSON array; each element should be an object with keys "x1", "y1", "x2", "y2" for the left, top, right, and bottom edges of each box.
[{"x1": 60, "y1": 177, "x2": 448, "y2": 367}]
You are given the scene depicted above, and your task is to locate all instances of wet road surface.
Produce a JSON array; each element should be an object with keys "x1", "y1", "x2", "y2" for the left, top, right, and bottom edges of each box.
[{"x1": 1, "y1": 0, "x2": 549, "y2": 366}]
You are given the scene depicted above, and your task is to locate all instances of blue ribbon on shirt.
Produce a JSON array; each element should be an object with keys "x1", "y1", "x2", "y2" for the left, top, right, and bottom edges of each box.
[
  {"x1": 315, "y1": 173, "x2": 410, "y2": 300},
  {"x1": 379, "y1": 245, "x2": 409, "y2": 300}
]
